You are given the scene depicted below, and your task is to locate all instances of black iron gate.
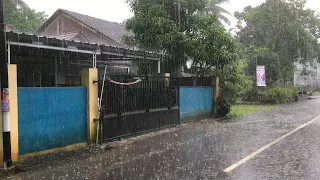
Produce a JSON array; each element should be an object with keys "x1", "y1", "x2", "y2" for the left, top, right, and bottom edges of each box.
[{"x1": 99, "y1": 76, "x2": 180, "y2": 143}]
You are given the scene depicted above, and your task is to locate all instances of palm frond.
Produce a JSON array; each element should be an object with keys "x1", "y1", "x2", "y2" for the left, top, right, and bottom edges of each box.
[
  {"x1": 219, "y1": 14, "x2": 231, "y2": 25},
  {"x1": 198, "y1": 0, "x2": 232, "y2": 26},
  {"x1": 208, "y1": 0, "x2": 229, "y2": 8},
  {"x1": 206, "y1": 5, "x2": 232, "y2": 16},
  {"x1": 209, "y1": 0, "x2": 230, "y2": 5}
]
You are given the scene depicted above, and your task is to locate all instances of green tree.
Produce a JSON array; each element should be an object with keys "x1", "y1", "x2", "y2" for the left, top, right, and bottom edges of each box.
[
  {"x1": 184, "y1": 15, "x2": 236, "y2": 77},
  {"x1": 4, "y1": 0, "x2": 47, "y2": 33},
  {"x1": 125, "y1": 0, "x2": 237, "y2": 76},
  {"x1": 235, "y1": 0, "x2": 320, "y2": 85},
  {"x1": 125, "y1": 0, "x2": 207, "y2": 50},
  {"x1": 214, "y1": 41, "x2": 254, "y2": 116}
]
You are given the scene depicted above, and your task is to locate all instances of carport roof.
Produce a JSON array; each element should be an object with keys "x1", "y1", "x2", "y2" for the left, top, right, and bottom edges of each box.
[{"x1": 6, "y1": 31, "x2": 162, "y2": 61}]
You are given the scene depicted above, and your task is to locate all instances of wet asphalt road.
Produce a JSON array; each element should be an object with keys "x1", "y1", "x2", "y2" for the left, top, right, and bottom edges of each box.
[{"x1": 6, "y1": 99, "x2": 320, "y2": 180}]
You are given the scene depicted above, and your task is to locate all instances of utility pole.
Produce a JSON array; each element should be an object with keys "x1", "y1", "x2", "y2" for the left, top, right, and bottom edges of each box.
[{"x1": 0, "y1": 0, "x2": 12, "y2": 168}]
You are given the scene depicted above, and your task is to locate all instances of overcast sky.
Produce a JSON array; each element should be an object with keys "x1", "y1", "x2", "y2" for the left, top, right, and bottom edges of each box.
[{"x1": 24, "y1": 0, "x2": 320, "y2": 27}]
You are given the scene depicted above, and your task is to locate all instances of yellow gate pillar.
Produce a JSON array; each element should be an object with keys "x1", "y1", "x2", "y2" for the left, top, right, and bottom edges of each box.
[
  {"x1": 0, "y1": 64, "x2": 18, "y2": 167},
  {"x1": 8, "y1": 65, "x2": 18, "y2": 161},
  {"x1": 81, "y1": 68, "x2": 99, "y2": 143}
]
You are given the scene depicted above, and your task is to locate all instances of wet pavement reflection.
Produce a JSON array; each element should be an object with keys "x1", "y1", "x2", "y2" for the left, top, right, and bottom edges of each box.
[{"x1": 7, "y1": 99, "x2": 320, "y2": 180}]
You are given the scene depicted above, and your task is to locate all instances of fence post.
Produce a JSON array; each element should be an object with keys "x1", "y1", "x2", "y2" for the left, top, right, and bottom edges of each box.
[
  {"x1": 165, "y1": 73, "x2": 170, "y2": 88},
  {"x1": 212, "y1": 77, "x2": 220, "y2": 116},
  {"x1": 81, "y1": 68, "x2": 99, "y2": 143},
  {"x1": 8, "y1": 65, "x2": 18, "y2": 162}
]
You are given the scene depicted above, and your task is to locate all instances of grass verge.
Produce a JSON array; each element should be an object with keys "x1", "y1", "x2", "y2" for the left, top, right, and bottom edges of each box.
[{"x1": 230, "y1": 104, "x2": 273, "y2": 117}]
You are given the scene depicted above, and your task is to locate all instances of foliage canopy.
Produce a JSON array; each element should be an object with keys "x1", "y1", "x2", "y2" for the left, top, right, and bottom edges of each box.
[
  {"x1": 4, "y1": 0, "x2": 47, "y2": 33},
  {"x1": 125, "y1": 0, "x2": 237, "y2": 75},
  {"x1": 235, "y1": 0, "x2": 320, "y2": 85}
]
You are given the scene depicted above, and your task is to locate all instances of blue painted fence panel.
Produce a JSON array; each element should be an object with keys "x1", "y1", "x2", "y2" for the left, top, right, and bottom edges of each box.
[
  {"x1": 18, "y1": 87, "x2": 87, "y2": 155},
  {"x1": 180, "y1": 87, "x2": 214, "y2": 122}
]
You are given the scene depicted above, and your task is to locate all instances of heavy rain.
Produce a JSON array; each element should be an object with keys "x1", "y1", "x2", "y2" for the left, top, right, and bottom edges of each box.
[{"x1": 0, "y1": 0, "x2": 320, "y2": 179}]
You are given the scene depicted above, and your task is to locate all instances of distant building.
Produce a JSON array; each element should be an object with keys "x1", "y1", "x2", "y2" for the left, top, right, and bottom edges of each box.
[{"x1": 294, "y1": 59, "x2": 320, "y2": 90}]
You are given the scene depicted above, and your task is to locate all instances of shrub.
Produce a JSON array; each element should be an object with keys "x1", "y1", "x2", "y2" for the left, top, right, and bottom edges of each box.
[
  {"x1": 242, "y1": 87, "x2": 259, "y2": 102},
  {"x1": 261, "y1": 87, "x2": 298, "y2": 104},
  {"x1": 217, "y1": 98, "x2": 232, "y2": 118}
]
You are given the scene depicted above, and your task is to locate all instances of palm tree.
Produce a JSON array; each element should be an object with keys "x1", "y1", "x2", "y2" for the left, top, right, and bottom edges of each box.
[{"x1": 204, "y1": 0, "x2": 231, "y2": 25}]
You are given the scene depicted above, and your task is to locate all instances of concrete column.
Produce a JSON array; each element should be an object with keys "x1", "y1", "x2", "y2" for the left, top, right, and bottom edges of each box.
[
  {"x1": 81, "y1": 68, "x2": 99, "y2": 142},
  {"x1": 0, "y1": 65, "x2": 18, "y2": 166},
  {"x1": 212, "y1": 77, "x2": 220, "y2": 115},
  {"x1": 8, "y1": 65, "x2": 18, "y2": 161}
]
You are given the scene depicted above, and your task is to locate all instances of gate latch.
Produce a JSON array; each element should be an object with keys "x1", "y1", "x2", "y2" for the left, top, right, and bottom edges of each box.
[{"x1": 94, "y1": 118, "x2": 100, "y2": 122}]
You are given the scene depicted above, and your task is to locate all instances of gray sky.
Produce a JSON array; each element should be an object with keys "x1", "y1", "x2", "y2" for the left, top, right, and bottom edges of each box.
[{"x1": 24, "y1": 0, "x2": 320, "y2": 27}]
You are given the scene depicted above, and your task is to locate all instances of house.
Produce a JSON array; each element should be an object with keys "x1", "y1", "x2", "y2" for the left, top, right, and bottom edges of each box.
[
  {"x1": 37, "y1": 9, "x2": 138, "y2": 76},
  {"x1": 37, "y1": 9, "x2": 128, "y2": 48}
]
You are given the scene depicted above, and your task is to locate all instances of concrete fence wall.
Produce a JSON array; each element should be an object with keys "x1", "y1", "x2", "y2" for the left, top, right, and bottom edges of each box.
[
  {"x1": 179, "y1": 87, "x2": 214, "y2": 122},
  {"x1": 0, "y1": 66, "x2": 99, "y2": 165},
  {"x1": 17, "y1": 87, "x2": 88, "y2": 155}
]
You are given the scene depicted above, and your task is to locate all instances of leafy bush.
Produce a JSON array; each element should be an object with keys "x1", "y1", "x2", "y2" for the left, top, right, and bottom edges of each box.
[
  {"x1": 214, "y1": 60, "x2": 254, "y2": 117},
  {"x1": 242, "y1": 83, "x2": 259, "y2": 102},
  {"x1": 261, "y1": 87, "x2": 298, "y2": 104},
  {"x1": 217, "y1": 98, "x2": 232, "y2": 118}
]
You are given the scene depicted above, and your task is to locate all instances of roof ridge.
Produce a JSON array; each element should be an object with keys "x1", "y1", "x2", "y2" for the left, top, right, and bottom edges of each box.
[{"x1": 60, "y1": 8, "x2": 124, "y2": 26}]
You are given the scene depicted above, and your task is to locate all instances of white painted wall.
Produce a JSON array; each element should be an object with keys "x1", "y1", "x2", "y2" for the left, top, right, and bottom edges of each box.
[{"x1": 294, "y1": 60, "x2": 320, "y2": 89}]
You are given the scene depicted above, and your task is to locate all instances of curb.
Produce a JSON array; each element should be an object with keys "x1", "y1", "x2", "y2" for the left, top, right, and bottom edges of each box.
[{"x1": 308, "y1": 96, "x2": 320, "y2": 100}]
